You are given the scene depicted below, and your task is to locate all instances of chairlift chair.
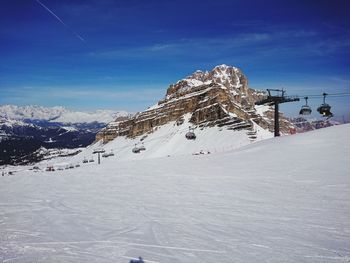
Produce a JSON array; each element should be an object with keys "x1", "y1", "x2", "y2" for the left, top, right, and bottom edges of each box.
[
  {"x1": 317, "y1": 93, "x2": 333, "y2": 118},
  {"x1": 299, "y1": 97, "x2": 312, "y2": 115},
  {"x1": 139, "y1": 143, "x2": 146, "y2": 151},
  {"x1": 185, "y1": 127, "x2": 196, "y2": 140},
  {"x1": 132, "y1": 144, "x2": 141, "y2": 153},
  {"x1": 93, "y1": 148, "x2": 105, "y2": 154}
]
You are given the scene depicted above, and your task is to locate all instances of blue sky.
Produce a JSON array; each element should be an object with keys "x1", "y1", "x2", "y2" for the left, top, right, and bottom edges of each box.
[{"x1": 0, "y1": 0, "x2": 349, "y2": 119}]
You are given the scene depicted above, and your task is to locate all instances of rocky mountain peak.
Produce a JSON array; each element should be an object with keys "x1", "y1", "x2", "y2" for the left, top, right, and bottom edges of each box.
[
  {"x1": 187, "y1": 70, "x2": 209, "y2": 81},
  {"x1": 96, "y1": 65, "x2": 294, "y2": 143},
  {"x1": 165, "y1": 65, "x2": 247, "y2": 101}
]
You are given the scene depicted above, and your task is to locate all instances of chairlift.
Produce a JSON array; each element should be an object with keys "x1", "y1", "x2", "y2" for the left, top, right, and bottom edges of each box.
[
  {"x1": 93, "y1": 148, "x2": 105, "y2": 154},
  {"x1": 299, "y1": 97, "x2": 312, "y2": 115},
  {"x1": 132, "y1": 144, "x2": 141, "y2": 153},
  {"x1": 46, "y1": 166, "x2": 55, "y2": 172},
  {"x1": 317, "y1": 93, "x2": 333, "y2": 118},
  {"x1": 139, "y1": 143, "x2": 146, "y2": 151},
  {"x1": 185, "y1": 127, "x2": 196, "y2": 140}
]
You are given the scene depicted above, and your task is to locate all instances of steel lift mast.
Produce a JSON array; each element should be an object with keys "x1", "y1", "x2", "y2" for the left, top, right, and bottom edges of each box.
[{"x1": 255, "y1": 89, "x2": 300, "y2": 137}]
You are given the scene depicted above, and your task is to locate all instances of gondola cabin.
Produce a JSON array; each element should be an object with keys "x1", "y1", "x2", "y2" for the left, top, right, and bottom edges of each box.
[
  {"x1": 317, "y1": 93, "x2": 333, "y2": 117},
  {"x1": 299, "y1": 105, "x2": 312, "y2": 115},
  {"x1": 299, "y1": 97, "x2": 312, "y2": 115},
  {"x1": 317, "y1": 104, "x2": 333, "y2": 117}
]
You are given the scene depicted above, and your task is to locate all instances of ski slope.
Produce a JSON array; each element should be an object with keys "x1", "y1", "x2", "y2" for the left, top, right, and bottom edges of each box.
[
  {"x1": 75, "y1": 115, "x2": 273, "y2": 162},
  {"x1": 1, "y1": 124, "x2": 350, "y2": 262}
]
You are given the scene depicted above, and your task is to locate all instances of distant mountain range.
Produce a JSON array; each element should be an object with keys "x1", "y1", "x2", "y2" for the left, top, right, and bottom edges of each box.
[
  {"x1": 0, "y1": 106, "x2": 129, "y2": 165},
  {"x1": 0, "y1": 105, "x2": 128, "y2": 123},
  {"x1": 289, "y1": 117, "x2": 337, "y2": 132}
]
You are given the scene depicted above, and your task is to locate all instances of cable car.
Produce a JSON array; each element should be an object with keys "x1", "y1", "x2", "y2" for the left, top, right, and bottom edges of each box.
[
  {"x1": 317, "y1": 93, "x2": 333, "y2": 118},
  {"x1": 185, "y1": 127, "x2": 196, "y2": 140},
  {"x1": 299, "y1": 97, "x2": 312, "y2": 115}
]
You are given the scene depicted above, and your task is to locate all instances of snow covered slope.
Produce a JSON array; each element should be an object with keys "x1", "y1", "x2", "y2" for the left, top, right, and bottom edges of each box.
[
  {"x1": 82, "y1": 114, "x2": 273, "y2": 161},
  {"x1": 1, "y1": 124, "x2": 350, "y2": 262},
  {"x1": 0, "y1": 104, "x2": 128, "y2": 124}
]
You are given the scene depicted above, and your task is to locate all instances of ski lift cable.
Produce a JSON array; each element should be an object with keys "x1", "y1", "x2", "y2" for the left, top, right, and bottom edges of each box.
[
  {"x1": 102, "y1": 92, "x2": 350, "y2": 152},
  {"x1": 286, "y1": 92, "x2": 350, "y2": 99}
]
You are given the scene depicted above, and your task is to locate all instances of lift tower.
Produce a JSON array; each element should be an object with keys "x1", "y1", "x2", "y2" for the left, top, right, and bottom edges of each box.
[{"x1": 255, "y1": 89, "x2": 299, "y2": 137}]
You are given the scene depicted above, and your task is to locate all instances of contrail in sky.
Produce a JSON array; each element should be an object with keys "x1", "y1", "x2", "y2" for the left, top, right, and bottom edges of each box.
[{"x1": 35, "y1": 0, "x2": 86, "y2": 43}]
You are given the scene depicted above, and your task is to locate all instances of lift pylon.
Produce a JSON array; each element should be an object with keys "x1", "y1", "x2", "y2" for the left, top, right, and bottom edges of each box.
[{"x1": 255, "y1": 89, "x2": 299, "y2": 137}]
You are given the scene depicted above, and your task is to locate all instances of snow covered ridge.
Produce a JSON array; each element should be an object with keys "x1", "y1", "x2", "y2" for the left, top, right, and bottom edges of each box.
[
  {"x1": 1, "y1": 124, "x2": 349, "y2": 262},
  {"x1": 0, "y1": 104, "x2": 129, "y2": 124},
  {"x1": 166, "y1": 64, "x2": 247, "y2": 101},
  {"x1": 0, "y1": 116, "x2": 32, "y2": 128}
]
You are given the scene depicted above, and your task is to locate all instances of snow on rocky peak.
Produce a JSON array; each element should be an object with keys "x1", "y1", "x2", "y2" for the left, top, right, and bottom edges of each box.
[
  {"x1": 0, "y1": 115, "x2": 31, "y2": 128},
  {"x1": 0, "y1": 105, "x2": 129, "y2": 124},
  {"x1": 170, "y1": 64, "x2": 246, "y2": 99},
  {"x1": 211, "y1": 64, "x2": 244, "y2": 89}
]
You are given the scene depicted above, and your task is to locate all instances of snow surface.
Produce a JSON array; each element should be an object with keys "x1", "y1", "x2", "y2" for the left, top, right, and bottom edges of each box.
[
  {"x1": 77, "y1": 114, "x2": 272, "y2": 161},
  {"x1": 1, "y1": 124, "x2": 350, "y2": 262},
  {"x1": 254, "y1": 105, "x2": 271, "y2": 116}
]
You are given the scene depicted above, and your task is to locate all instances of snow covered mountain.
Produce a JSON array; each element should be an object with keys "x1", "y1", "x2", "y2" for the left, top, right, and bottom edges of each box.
[
  {"x1": 0, "y1": 104, "x2": 128, "y2": 124},
  {"x1": 0, "y1": 116, "x2": 96, "y2": 165},
  {"x1": 95, "y1": 65, "x2": 293, "y2": 158},
  {"x1": 0, "y1": 105, "x2": 130, "y2": 165},
  {"x1": 1, "y1": 124, "x2": 349, "y2": 262},
  {"x1": 290, "y1": 116, "x2": 336, "y2": 132}
]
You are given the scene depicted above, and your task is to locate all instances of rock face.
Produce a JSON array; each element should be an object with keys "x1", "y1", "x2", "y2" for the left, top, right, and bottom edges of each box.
[{"x1": 96, "y1": 65, "x2": 293, "y2": 143}]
